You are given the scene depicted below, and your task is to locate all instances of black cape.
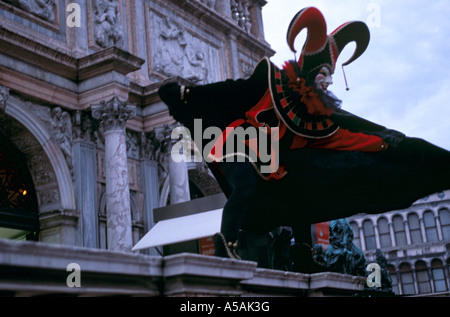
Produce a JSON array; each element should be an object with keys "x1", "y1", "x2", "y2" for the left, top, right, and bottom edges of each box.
[{"x1": 158, "y1": 59, "x2": 450, "y2": 235}]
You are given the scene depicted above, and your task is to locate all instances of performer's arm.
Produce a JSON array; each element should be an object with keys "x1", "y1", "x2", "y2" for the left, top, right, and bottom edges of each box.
[
  {"x1": 159, "y1": 58, "x2": 269, "y2": 122},
  {"x1": 330, "y1": 108, "x2": 406, "y2": 148},
  {"x1": 158, "y1": 76, "x2": 267, "y2": 120}
]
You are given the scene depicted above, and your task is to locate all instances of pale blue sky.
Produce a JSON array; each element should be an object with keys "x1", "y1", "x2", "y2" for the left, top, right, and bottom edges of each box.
[{"x1": 262, "y1": 0, "x2": 450, "y2": 150}]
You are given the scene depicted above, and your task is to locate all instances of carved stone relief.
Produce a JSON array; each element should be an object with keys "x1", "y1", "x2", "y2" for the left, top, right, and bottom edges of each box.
[
  {"x1": 188, "y1": 163, "x2": 222, "y2": 196},
  {"x1": 72, "y1": 110, "x2": 97, "y2": 143},
  {"x1": 149, "y1": 13, "x2": 221, "y2": 84},
  {"x1": 0, "y1": 86, "x2": 9, "y2": 112},
  {"x1": 149, "y1": 126, "x2": 171, "y2": 192},
  {"x1": 92, "y1": 0, "x2": 124, "y2": 48},
  {"x1": 126, "y1": 131, "x2": 139, "y2": 160},
  {"x1": 28, "y1": 102, "x2": 74, "y2": 174},
  {"x1": 27, "y1": 149, "x2": 56, "y2": 186},
  {"x1": 140, "y1": 131, "x2": 160, "y2": 162},
  {"x1": 91, "y1": 97, "x2": 136, "y2": 132},
  {"x1": 240, "y1": 59, "x2": 255, "y2": 78},
  {"x1": 3, "y1": 0, "x2": 57, "y2": 22}
]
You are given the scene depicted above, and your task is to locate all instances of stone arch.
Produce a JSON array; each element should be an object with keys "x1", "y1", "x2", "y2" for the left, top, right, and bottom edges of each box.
[
  {"x1": 3, "y1": 95, "x2": 76, "y2": 213},
  {"x1": 187, "y1": 162, "x2": 222, "y2": 197},
  {"x1": 1, "y1": 94, "x2": 78, "y2": 244}
]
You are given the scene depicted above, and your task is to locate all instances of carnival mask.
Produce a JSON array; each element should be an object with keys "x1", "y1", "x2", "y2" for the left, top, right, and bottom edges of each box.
[{"x1": 315, "y1": 66, "x2": 333, "y2": 91}]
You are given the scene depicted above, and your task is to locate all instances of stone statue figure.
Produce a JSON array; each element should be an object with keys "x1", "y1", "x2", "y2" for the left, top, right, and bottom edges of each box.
[
  {"x1": 271, "y1": 228, "x2": 293, "y2": 271},
  {"x1": 93, "y1": 0, "x2": 124, "y2": 48},
  {"x1": 375, "y1": 249, "x2": 393, "y2": 291},
  {"x1": 155, "y1": 17, "x2": 209, "y2": 84},
  {"x1": 313, "y1": 219, "x2": 366, "y2": 277},
  {"x1": 4, "y1": 0, "x2": 56, "y2": 22}
]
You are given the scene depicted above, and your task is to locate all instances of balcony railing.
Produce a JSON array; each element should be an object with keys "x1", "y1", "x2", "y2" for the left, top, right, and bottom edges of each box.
[{"x1": 195, "y1": 0, "x2": 254, "y2": 33}]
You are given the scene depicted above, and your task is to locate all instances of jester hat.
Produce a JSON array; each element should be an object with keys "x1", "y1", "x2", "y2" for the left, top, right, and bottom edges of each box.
[{"x1": 287, "y1": 7, "x2": 370, "y2": 79}]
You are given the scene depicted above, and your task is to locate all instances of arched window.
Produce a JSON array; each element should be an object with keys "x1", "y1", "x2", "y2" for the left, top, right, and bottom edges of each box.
[
  {"x1": 0, "y1": 134, "x2": 39, "y2": 240},
  {"x1": 393, "y1": 215, "x2": 407, "y2": 246},
  {"x1": 431, "y1": 259, "x2": 448, "y2": 292},
  {"x1": 415, "y1": 261, "x2": 431, "y2": 294},
  {"x1": 424, "y1": 211, "x2": 438, "y2": 242},
  {"x1": 387, "y1": 265, "x2": 399, "y2": 295},
  {"x1": 408, "y1": 213, "x2": 423, "y2": 244},
  {"x1": 399, "y1": 263, "x2": 415, "y2": 295},
  {"x1": 377, "y1": 217, "x2": 391, "y2": 248},
  {"x1": 439, "y1": 209, "x2": 450, "y2": 241},
  {"x1": 350, "y1": 221, "x2": 361, "y2": 249},
  {"x1": 363, "y1": 220, "x2": 376, "y2": 250}
]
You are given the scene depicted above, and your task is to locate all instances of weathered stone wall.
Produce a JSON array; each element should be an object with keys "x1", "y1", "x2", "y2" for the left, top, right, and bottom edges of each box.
[
  {"x1": 0, "y1": 0, "x2": 274, "y2": 250},
  {"x1": 0, "y1": 239, "x2": 367, "y2": 297}
]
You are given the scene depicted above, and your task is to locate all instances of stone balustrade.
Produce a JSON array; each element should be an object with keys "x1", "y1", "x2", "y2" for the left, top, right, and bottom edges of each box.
[
  {"x1": 194, "y1": 0, "x2": 256, "y2": 33},
  {"x1": 0, "y1": 239, "x2": 367, "y2": 297}
]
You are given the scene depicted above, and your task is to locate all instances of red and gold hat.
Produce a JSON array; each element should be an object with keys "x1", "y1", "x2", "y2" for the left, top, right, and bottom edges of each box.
[{"x1": 287, "y1": 7, "x2": 370, "y2": 79}]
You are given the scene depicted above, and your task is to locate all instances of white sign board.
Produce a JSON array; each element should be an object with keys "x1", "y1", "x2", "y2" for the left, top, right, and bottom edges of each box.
[{"x1": 132, "y1": 209, "x2": 223, "y2": 251}]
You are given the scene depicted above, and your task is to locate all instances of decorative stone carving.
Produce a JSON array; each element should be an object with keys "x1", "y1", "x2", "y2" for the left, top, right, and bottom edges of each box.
[
  {"x1": 50, "y1": 107, "x2": 73, "y2": 172},
  {"x1": 230, "y1": 0, "x2": 251, "y2": 32},
  {"x1": 73, "y1": 110, "x2": 96, "y2": 143},
  {"x1": 90, "y1": 96, "x2": 136, "y2": 252},
  {"x1": 240, "y1": 60, "x2": 254, "y2": 78},
  {"x1": 93, "y1": 0, "x2": 124, "y2": 48},
  {"x1": 28, "y1": 103, "x2": 74, "y2": 175},
  {"x1": 152, "y1": 125, "x2": 176, "y2": 185},
  {"x1": 27, "y1": 149, "x2": 56, "y2": 186},
  {"x1": 151, "y1": 16, "x2": 219, "y2": 84},
  {"x1": 126, "y1": 131, "x2": 139, "y2": 160},
  {"x1": 374, "y1": 249, "x2": 393, "y2": 292},
  {"x1": 153, "y1": 123, "x2": 190, "y2": 204},
  {"x1": 188, "y1": 165, "x2": 223, "y2": 196},
  {"x1": 38, "y1": 188, "x2": 59, "y2": 206},
  {"x1": 140, "y1": 132, "x2": 160, "y2": 162},
  {"x1": 3, "y1": 0, "x2": 56, "y2": 22},
  {"x1": 313, "y1": 219, "x2": 367, "y2": 277},
  {"x1": 139, "y1": 131, "x2": 168, "y2": 195},
  {"x1": 91, "y1": 97, "x2": 136, "y2": 132},
  {"x1": 0, "y1": 86, "x2": 9, "y2": 112}
]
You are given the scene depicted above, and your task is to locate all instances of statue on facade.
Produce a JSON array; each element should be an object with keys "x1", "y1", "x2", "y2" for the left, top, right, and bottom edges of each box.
[
  {"x1": 312, "y1": 219, "x2": 366, "y2": 276},
  {"x1": 155, "y1": 18, "x2": 209, "y2": 84},
  {"x1": 375, "y1": 249, "x2": 393, "y2": 292},
  {"x1": 271, "y1": 228, "x2": 294, "y2": 271},
  {"x1": 93, "y1": 0, "x2": 124, "y2": 48},
  {"x1": 4, "y1": 0, "x2": 56, "y2": 22}
]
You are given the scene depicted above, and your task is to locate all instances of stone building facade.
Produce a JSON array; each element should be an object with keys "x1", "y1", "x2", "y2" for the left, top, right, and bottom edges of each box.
[
  {"x1": 0, "y1": 0, "x2": 449, "y2": 298},
  {"x1": 0, "y1": 0, "x2": 273, "y2": 253},
  {"x1": 348, "y1": 191, "x2": 450, "y2": 296}
]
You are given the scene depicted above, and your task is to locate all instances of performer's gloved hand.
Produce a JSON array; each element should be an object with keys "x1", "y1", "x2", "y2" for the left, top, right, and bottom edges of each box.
[
  {"x1": 158, "y1": 82, "x2": 182, "y2": 108},
  {"x1": 158, "y1": 82, "x2": 193, "y2": 126},
  {"x1": 382, "y1": 130, "x2": 406, "y2": 149}
]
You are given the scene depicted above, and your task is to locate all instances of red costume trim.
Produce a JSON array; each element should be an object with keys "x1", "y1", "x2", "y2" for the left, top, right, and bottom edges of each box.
[{"x1": 208, "y1": 58, "x2": 386, "y2": 180}]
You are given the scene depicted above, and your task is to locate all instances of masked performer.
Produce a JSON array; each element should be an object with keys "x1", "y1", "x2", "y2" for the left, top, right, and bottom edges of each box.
[{"x1": 158, "y1": 7, "x2": 450, "y2": 271}]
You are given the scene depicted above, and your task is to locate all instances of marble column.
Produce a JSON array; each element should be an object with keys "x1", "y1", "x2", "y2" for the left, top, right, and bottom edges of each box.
[
  {"x1": 92, "y1": 97, "x2": 136, "y2": 252},
  {"x1": 73, "y1": 140, "x2": 98, "y2": 248},
  {"x1": 156, "y1": 124, "x2": 190, "y2": 205},
  {"x1": 358, "y1": 226, "x2": 366, "y2": 251},
  {"x1": 404, "y1": 219, "x2": 412, "y2": 245},
  {"x1": 169, "y1": 148, "x2": 190, "y2": 204},
  {"x1": 248, "y1": 0, "x2": 267, "y2": 40},
  {"x1": 435, "y1": 214, "x2": 443, "y2": 241}
]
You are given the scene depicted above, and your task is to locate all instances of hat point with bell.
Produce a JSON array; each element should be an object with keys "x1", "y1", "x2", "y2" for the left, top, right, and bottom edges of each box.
[{"x1": 286, "y1": 7, "x2": 370, "y2": 80}]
